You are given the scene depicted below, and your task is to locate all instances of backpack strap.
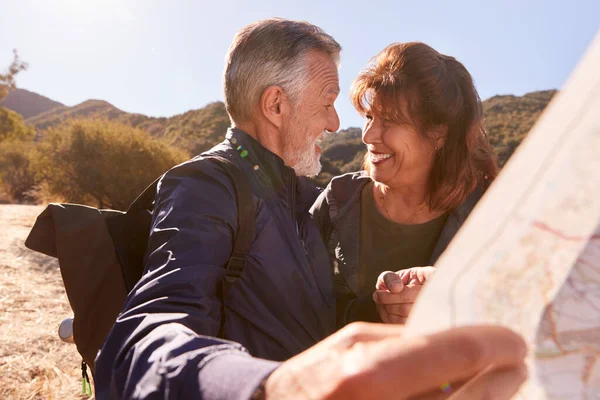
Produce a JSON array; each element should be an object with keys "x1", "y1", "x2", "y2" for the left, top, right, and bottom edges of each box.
[
  {"x1": 126, "y1": 155, "x2": 255, "y2": 282},
  {"x1": 127, "y1": 177, "x2": 160, "y2": 213},
  {"x1": 205, "y1": 155, "x2": 256, "y2": 283}
]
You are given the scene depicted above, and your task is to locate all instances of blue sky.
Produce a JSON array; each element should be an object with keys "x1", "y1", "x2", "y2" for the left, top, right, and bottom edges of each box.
[{"x1": 1, "y1": 0, "x2": 598, "y2": 129}]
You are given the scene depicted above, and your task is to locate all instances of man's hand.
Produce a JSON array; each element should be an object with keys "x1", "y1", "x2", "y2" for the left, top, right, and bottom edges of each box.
[
  {"x1": 264, "y1": 323, "x2": 527, "y2": 399},
  {"x1": 374, "y1": 266, "x2": 436, "y2": 324}
]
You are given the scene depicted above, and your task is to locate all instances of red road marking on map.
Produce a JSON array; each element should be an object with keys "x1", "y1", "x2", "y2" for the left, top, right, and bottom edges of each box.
[{"x1": 532, "y1": 221, "x2": 588, "y2": 241}]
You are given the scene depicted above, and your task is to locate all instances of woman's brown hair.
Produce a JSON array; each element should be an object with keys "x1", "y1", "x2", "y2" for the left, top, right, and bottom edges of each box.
[{"x1": 351, "y1": 42, "x2": 499, "y2": 211}]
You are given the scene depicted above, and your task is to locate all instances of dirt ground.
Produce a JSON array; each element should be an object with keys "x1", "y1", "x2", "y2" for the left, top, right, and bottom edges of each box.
[{"x1": 0, "y1": 204, "x2": 93, "y2": 399}]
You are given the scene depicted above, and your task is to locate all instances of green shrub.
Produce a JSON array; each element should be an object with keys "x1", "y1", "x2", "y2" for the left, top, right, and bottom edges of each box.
[
  {"x1": 33, "y1": 119, "x2": 189, "y2": 209},
  {"x1": 0, "y1": 139, "x2": 37, "y2": 202},
  {"x1": 0, "y1": 106, "x2": 34, "y2": 143}
]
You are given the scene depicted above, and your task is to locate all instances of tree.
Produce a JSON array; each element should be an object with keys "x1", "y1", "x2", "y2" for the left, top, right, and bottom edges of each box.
[
  {"x1": 0, "y1": 106, "x2": 35, "y2": 143},
  {"x1": 0, "y1": 140, "x2": 37, "y2": 202},
  {"x1": 33, "y1": 119, "x2": 189, "y2": 209},
  {"x1": 0, "y1": 50, "x2": 33, "y2": 143},
  {"x1": 0, "y1": 50, "x2": 28, "y2": 100}
]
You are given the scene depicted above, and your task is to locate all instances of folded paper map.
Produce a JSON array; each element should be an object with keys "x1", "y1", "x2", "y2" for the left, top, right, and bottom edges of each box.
[{"x1": 405, "y1": 31, "x2": 600, "y2": 399}]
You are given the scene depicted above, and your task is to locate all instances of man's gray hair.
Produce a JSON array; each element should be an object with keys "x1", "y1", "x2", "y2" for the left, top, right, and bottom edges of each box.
[{"x1": 223, "y1": 18, "x2": 341, "y2": 124}]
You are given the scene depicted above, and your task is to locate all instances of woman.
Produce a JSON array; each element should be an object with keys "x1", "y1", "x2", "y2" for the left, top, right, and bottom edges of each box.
[{"x1": 311, "y1": 42, "x2": 498, "y2": 327}]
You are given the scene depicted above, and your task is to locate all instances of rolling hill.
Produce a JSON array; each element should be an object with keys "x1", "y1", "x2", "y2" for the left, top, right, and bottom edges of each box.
[
  {"x1": 3, "y1": 89, "x2": 557, "y2": 186},
  {"x1": 24, "y1": 99, "x2": 167, "y2": 133},
  {"x1": 483, "y1": 90, "x2": 557, "y2": 166},
  {"x1": 0, "y1": 88, "x2": 64, "y2": 119},
  {"x1": 6, "y1": 96, "x2": 227, "y2": 155}
]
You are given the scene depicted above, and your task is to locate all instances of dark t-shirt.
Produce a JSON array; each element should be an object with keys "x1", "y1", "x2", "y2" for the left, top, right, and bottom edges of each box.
[{"x1": 359, "y1": 182, "x2": 447, "y2": 295}]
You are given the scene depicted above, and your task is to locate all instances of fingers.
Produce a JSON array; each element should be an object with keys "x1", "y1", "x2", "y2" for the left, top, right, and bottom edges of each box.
[
  {"x1": 331, "y1": 322, "x2": 406, "y2": 348},
  {"x1": 273, "y1": 323, "x2": 527, "y2": 400},
  {"x1": 376, "y1": 303, "x2": 408, "y2": 324},
  {"x1": 408, "y1": 379, "x2": 468, "y2": 400},
  {"x1": 384, "y1": 302, "x2": 413, "y2": 317},
  {"x1": 414, "y1": 266, "x2": 436, "y2": 284},
  {"x1": 377, "y1": 305, "x2": 390, "y2": 324},
  {"x1": 399, "y1": 266, "x2": 436, "y2": 285},
  {"x1": 401, "y1": 326, "x2": 527, "y2": 398},
  {"x1": 377, "y1": 267, "x2": 436, "y2": 291},
  {"x1": 346, "y1": 325, "x2": 527, "y2": 399},
  {"x1": 376, "y1": 271, "x2": 404, "y2": 293},
  {"x1": 412, "y1": 363, "x2": 528, "y2": 400},
  {"x1": 386, "y1": 314, "x2": 407, "y2": 324},
  {"x1": 373, "y1": 285, "x2": 422, "y2": 304},
  {"x1": 448, "y1": 363, "x2": 527, "y2": 400},
  {"x1": 375, "y1": 271, "x2": 390, "y2": 290}
]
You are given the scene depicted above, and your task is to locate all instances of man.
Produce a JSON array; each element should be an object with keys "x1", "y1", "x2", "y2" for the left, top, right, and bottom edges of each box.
[{"x1": 95, "y1": 18, "x2": 527, "y2": 399}]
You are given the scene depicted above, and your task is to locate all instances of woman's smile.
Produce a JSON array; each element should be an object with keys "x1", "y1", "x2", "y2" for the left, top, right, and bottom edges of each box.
[{"x1": 370, "y1": 151, "x2": 394, "y2": 164}]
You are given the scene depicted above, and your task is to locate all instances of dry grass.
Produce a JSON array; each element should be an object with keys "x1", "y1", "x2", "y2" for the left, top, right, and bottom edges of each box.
[{"x1": 0, "y1": 205, "x2": 93, "y2": 399}]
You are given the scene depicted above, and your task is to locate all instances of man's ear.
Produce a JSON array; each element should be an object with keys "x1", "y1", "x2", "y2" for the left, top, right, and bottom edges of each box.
[{"x1": 260, "y1": 86, "x2": 289, "y2": 129}]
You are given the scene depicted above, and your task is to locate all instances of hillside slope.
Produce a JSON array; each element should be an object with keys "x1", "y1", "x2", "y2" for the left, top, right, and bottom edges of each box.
[
  {"x1": 0, "y1": 88, "x2": 64, "y2": 119},
  {"x1": 5, "y1": 89, "x2": 557, "y2": 185}
]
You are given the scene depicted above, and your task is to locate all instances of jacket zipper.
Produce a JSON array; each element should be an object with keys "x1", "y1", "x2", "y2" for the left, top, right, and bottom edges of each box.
[
  {"x1": 291, "y1": 174, "x2": 311, "y2": 261},
  {"x1": 290, "y1": 172, "x2": 297, "y2": 231}
]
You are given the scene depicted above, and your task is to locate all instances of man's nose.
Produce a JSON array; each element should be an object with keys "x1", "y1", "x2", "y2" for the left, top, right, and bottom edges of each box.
[{"x1": 326, "y1": 106, "x2": 341, "y2": 133}]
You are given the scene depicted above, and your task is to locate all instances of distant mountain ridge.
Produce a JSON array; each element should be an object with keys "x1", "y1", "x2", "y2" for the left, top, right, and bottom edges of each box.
[
  {"x1": 0, "y1": 88, "x2": 64, "y2": 119},
  {"x1": 2, "y1": 88, "x2": 557, "y2": 185},
  {"x1": 9, "y1": 96, "x2": 230, "y2": 156},
  {"x1": 25, "y1": 99, "x2": 167, "y2": 133}
]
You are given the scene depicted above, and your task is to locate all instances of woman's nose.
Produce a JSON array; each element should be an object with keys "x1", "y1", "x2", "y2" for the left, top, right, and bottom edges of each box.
[{"x1": 362, "y1": 120, "x2": 381, "y2": 145}]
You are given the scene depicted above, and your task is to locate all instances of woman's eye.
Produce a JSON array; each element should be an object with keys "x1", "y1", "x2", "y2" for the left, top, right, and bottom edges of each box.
[{"x1": 365, "y1": 114, "x2": 373, "y2": 121}]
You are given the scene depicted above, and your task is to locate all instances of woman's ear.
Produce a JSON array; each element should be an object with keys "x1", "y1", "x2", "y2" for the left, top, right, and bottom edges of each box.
[
  {"x1": 260, "y1": 86, "x2": 290, "y2": 130},
  {"x1": 431, "y1": 126, "x2": 448, "y2": 150}
]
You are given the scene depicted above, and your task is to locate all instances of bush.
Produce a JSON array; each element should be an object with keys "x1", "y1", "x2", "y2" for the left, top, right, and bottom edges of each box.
[
  {"x1": 0, "y1": 139, "x2": 37, "y2": 202},
  {"x1": 33, "y1": 119, "x2": 189, "y2": 209},
  {"x1": 0, "y1": 104, "x2": 37, "y2": 203},
  {"x1": 0, "y1": 106, "x2": 34, "y2": 143}
]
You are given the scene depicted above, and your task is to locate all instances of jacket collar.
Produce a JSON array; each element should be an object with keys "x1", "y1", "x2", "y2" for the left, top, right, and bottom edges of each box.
[
  {"x1": 329, "y1": 172, "x2": 482, "y2": 230},
  {"x1": 327, "y1": 172, "x2": 483, "y2": 295},
  {"x1": 225, "y1": 128, "x2": 320, "y2": 213},
  {"x1": 429, "y1": 187, "x2": 483, "y2": 263}
]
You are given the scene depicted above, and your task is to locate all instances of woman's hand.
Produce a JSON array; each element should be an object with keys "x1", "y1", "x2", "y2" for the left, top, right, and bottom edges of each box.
[{"x1": 374, "y1": 266, "x2": 436, "y2": 324}]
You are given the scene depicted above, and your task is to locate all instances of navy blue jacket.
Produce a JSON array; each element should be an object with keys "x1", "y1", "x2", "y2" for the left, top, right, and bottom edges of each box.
[{"x1": 95, "y1": 128, "x2": 336, "y2": 399}]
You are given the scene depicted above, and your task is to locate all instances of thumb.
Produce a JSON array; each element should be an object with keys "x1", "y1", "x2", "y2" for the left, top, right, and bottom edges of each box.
[{"x1": 376, "y1": 271, "x2": 404, "y2": 293}]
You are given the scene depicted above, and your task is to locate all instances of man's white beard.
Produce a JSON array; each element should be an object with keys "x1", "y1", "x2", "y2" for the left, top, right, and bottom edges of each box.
[
  {"x1": 283, "y1": 130, "x2": 323, "y2": 177},
  {"x1": 291, "y1": 142, "x2": 322, "y2": 177}
]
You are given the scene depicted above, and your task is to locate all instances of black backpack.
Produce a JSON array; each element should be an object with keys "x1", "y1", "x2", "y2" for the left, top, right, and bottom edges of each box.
[{"x1": 24, "y1": 156, "x2": 255, "y2": 381}]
